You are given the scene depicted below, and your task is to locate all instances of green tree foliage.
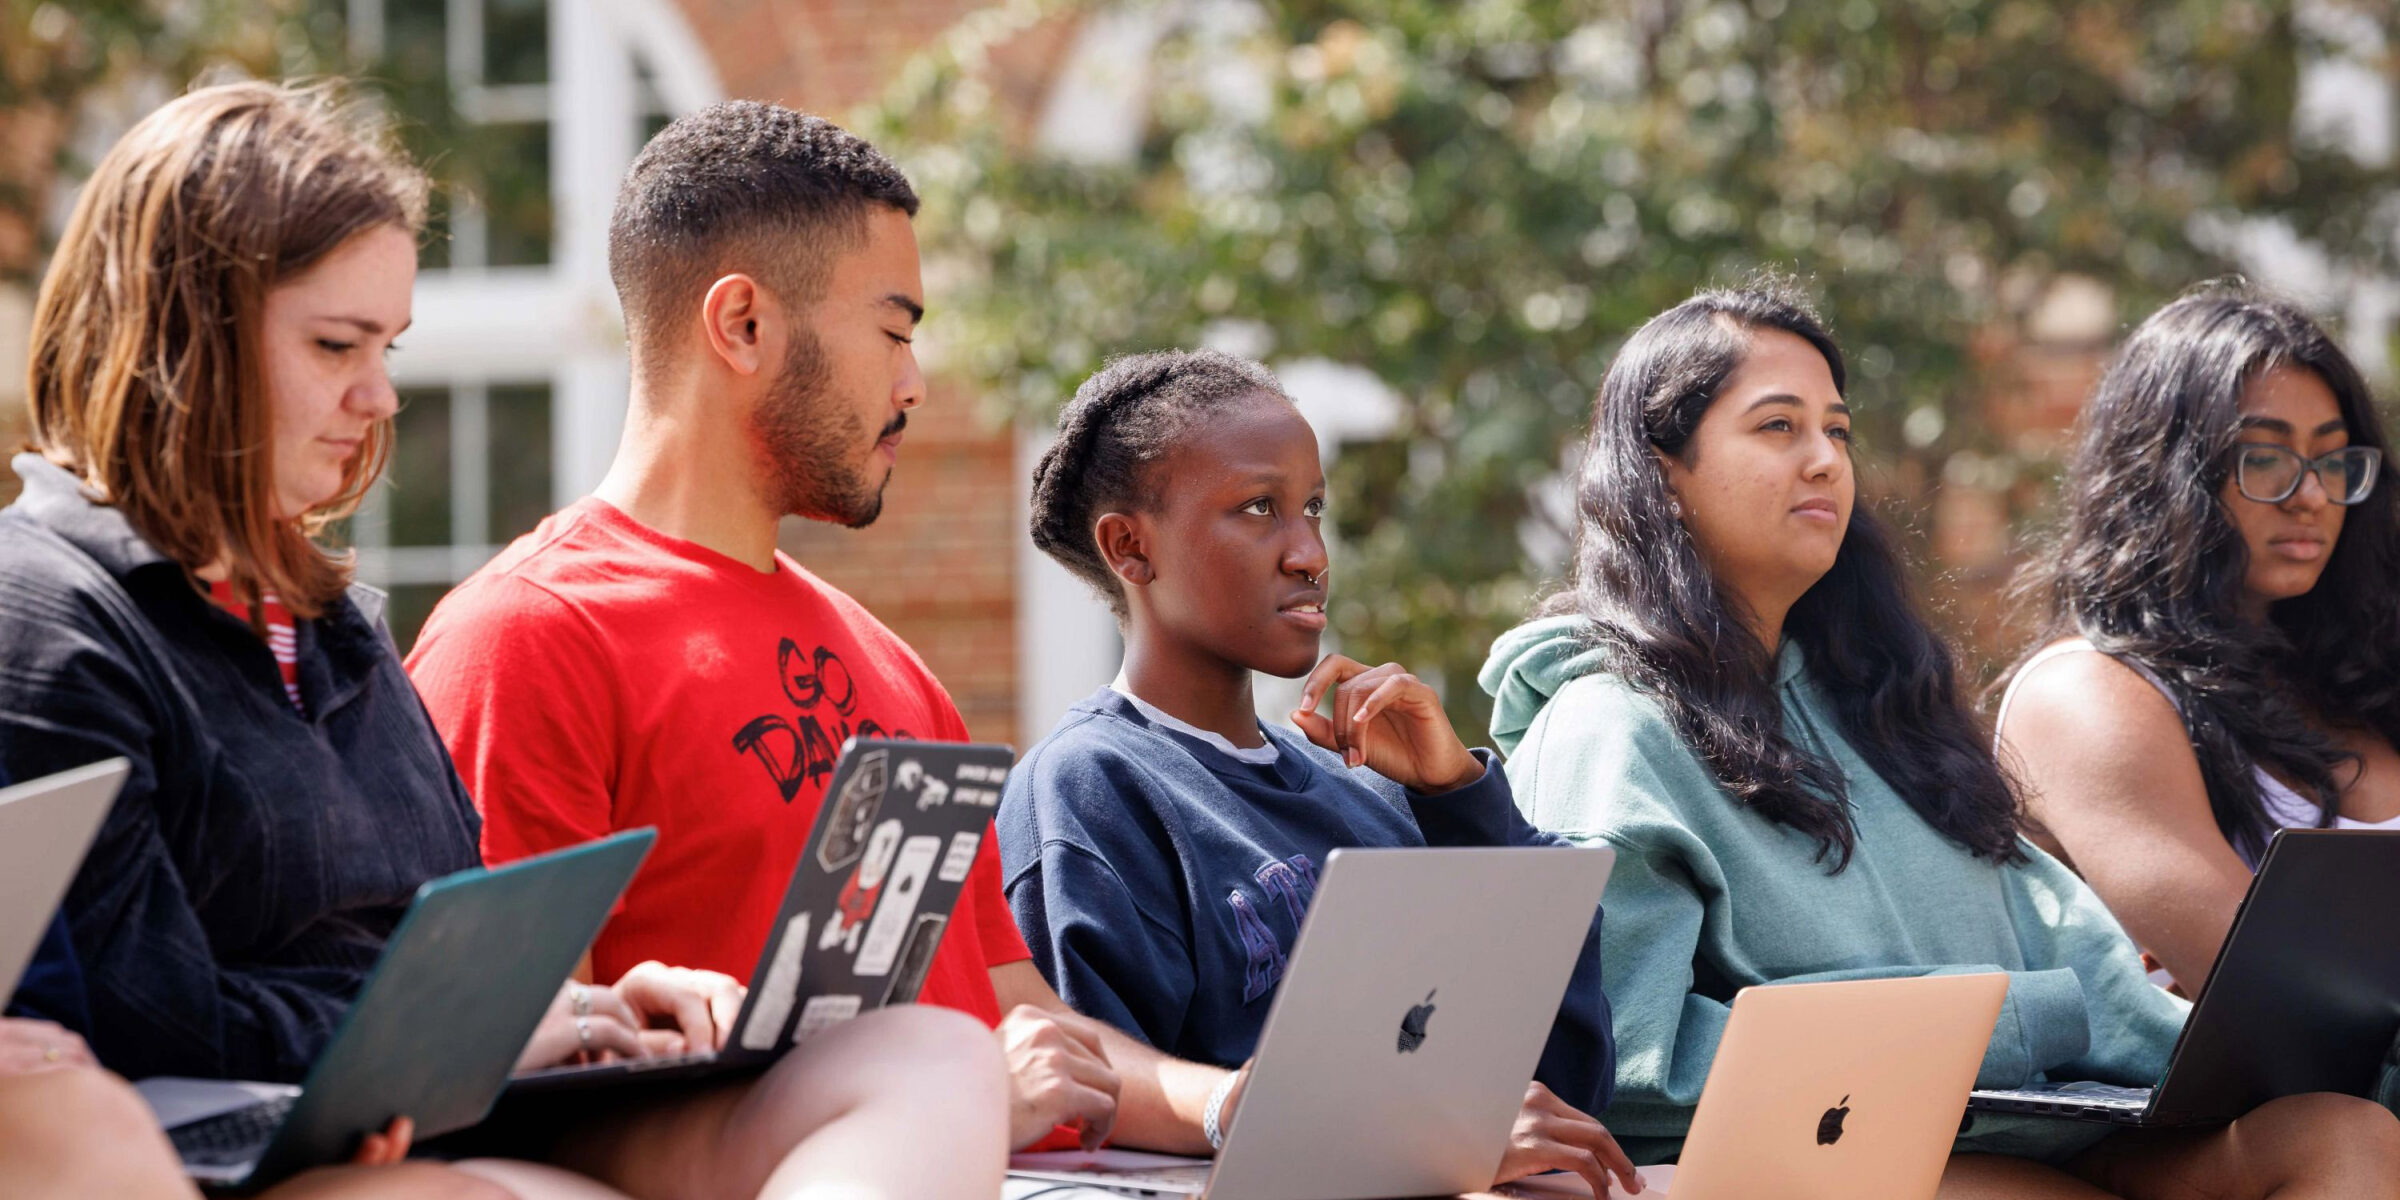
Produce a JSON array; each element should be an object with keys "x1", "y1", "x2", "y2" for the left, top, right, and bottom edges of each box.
[
  {"x1": 0, "y1": 0, "x2": 326, "y2": 280},
  {"x1": 868, "y1": 0, "x2": 2398, "y2": 735}
]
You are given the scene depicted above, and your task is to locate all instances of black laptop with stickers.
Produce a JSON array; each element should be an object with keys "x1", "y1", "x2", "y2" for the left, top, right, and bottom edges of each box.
[{"x1": 508, "y1": 738, "x2": 1014, "y2": 1094}]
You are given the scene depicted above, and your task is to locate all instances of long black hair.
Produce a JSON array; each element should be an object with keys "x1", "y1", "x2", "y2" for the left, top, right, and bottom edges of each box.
[
  {"x1": 2011, "y1": 281, "x2": 2400, "y2": 860},
  {"x1": 1543, "y1": 279, "x2": 2023, "y2": 871}
]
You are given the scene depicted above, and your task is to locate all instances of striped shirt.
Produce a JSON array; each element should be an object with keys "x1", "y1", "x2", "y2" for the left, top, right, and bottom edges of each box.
[{"x1": 208, "y1": 578, "x2": 305, "y2": 714}]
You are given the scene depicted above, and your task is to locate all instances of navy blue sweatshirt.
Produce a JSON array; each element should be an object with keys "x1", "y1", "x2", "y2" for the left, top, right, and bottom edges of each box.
[
  {"x1": 7, "y1": 915, "x2": 93, "y2": 1033},
  {"x1": 998, "y1": 688, "x2": 1616, "y2": 1116}
]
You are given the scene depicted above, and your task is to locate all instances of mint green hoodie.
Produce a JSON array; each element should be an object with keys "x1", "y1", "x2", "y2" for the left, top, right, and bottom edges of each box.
[{"x1": 1481, "y1": 616, "x2": 2190, "y2": 1166}]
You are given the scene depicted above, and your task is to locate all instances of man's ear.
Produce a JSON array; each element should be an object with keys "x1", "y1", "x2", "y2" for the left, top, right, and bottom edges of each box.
[
  {"x1": 700, "y1": 273, "x2": 773, "y2": 377},
  {"x1": 1094, "y1": 512, "x2": 1154, "y2": 588}
]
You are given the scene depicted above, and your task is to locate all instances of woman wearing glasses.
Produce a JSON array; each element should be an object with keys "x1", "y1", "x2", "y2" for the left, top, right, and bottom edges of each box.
[{"x1": 1996, "y1": 281, "x2": 2399, "y2": 994}]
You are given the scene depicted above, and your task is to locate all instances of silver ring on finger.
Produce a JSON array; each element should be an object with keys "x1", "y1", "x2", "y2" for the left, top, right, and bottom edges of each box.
[
  {"x1": 575, "y1": 1016, "x2": 592, "y2": 1052},
  {"x1": 571, "y1": 982, "x2": 592, "y2": 1017}
]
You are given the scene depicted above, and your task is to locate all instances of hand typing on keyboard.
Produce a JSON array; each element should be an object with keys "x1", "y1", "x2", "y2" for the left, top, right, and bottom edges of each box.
[
  {"x1": 514, "y1": 961, "x2": 749, "y2": 1071},
  {"x1": 518, "y1": 978, "x2": 649, "y2": 1069},
  {"x1": 1495, "y1": 1082, "x2": 1647, "y2": 1196}
]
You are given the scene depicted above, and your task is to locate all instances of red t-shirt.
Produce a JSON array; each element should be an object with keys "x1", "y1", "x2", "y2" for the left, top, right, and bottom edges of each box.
[{"x1": 406, "y1": 498, "x2": 1028, "y2": 1024}]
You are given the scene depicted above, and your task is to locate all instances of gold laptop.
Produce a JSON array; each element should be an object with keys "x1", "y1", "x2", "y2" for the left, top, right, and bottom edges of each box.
[{"x1": 1594, "y1": 974, "x2": 2008, "y2": 1200}]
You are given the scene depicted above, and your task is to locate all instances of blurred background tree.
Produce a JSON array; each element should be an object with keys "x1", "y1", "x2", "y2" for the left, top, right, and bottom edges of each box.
[
  {"x1": 0, "y1": 0, "x2": 558, "y2": 526},
  {"x1": 0, "y1": 0, "x2": 321, "y2": 282},
  {"x1": 868, "y1": 0, "x2": 2400, "y2": 737},
  {"x1": 3, "y1": 0, "x2": 2394, "y2": 738},
  {"x1": 0, "y1": 0, "x2": 555, "y2": 278}
]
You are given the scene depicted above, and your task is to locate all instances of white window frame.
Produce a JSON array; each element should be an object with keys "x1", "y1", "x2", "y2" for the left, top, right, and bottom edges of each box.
[{"x1": 354, "y1": 0, "x2": 723, "y2": 595}]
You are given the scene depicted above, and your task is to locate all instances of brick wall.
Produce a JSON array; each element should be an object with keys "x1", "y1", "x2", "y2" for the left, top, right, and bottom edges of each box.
[
  {"x1": 777, "y1": 381, "x2": 1022, "y2": 745},
  {"x1": 1924, "y1": 330, "x2": 2109, "y2": 681},
  {"x1": 674, "y1": 0, "x2": 1073, "y2": 125}
]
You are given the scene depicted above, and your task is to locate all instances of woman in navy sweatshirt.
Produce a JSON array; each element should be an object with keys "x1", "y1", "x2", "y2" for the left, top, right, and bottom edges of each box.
[{"x1": 998, "y1": 349, "x2": 1640, "y2": 1196}]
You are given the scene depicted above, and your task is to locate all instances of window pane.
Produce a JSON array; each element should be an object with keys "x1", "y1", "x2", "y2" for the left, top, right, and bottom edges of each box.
[
  {"x1": 376, "y1": 0, "x2": 458, "y2": 271},
  {"x1": 385, "y1": 0, "x2": 448, "y2": 84},
  {"x1": 389, "y1": 388, "x2": 453, "y2": 547},
  {"x1": 487, "y1": 382, "x2": 554, "y2": 542},
  {"x1": 348, "y1": 0, "x2": 551, "y2": 270},
  {"x1": 485, "y1": 0, "x2": 548, "y2": 85},
  {"x1": 384, "y1": 583, "x2": 453, "y2": 656},
  {"x1": 634, "y1": 57, "x2": 673, "y2": 143},
  {"x1": 416, "y1": 193, "x2": 458, "y2": 271},
  {"x1": 480, "y1": 121, "x2": 553, "y2": 267}
]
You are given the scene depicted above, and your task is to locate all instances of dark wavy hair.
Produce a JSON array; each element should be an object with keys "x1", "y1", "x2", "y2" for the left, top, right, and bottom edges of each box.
[
  {"x1": 1030, "y1": 349, "x2": 1293, "y2": 619},
  {"x1": 2010, "y1": 281, "x2": 2400, "y2": 860},
  {"x1": 1542, "y1": 280, "x2": 2024, "y2": 871}
]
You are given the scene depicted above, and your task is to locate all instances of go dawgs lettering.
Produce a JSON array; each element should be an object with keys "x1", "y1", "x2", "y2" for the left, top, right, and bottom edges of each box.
[{"x1": 733, "y1": 639, "x2": 913, "y2": 801}]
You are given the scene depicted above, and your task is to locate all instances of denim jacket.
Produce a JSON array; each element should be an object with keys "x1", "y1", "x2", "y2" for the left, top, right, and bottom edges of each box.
[{"x1": 0, "y1": 455, "x2": 481, "y2": 1082}]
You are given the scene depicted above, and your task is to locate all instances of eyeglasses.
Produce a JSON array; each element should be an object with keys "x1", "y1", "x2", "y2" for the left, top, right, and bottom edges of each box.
[{"x1": 2231, "y1": 444, "x2": 2383, "y2": 506}]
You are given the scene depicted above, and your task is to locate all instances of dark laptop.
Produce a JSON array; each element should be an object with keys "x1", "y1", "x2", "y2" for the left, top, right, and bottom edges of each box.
[
  {"x1": 508, "y1": 738, "x2": 1013, "y2": 1094},
  {"x1": 1970, "y1": 828, "x2": 2400, "y2": 1126},
  {"x1": 136, "y1": 829, "x2": 655, "y2": 1189}
]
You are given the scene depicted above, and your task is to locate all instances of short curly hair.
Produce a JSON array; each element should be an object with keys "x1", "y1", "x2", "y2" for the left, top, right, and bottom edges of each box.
[
  {"x1": 1029, "y1": 349, "x2": 1294, "y2": 618},
  {"x1": 608, "y1": 101, "x2": 918, "y2": 355}
]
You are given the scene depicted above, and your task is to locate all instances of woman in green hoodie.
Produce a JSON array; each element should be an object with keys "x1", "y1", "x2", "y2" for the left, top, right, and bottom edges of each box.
[{"x1": 1480, "y1": 279, "x2": 2400, "y2": 1198}]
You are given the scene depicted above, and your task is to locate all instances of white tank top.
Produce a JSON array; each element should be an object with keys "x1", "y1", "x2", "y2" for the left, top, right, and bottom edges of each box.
[{"x1": 1997, "y1": 638, "x2": 2400, "y2": 867}]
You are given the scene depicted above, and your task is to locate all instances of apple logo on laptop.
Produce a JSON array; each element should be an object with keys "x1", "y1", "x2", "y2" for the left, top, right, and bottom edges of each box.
[
  {"x1": 1396, "y1": 990, "x2": 1437, "y2": 1053},
  {"x1": 1816, "y1": 1095, "x2": 1851, "y2": 1146}
]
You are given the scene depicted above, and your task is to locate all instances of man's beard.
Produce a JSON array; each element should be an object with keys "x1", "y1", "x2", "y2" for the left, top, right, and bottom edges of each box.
[{"x1": 748, "y1": 328, "x2": 900, "y2": 529}]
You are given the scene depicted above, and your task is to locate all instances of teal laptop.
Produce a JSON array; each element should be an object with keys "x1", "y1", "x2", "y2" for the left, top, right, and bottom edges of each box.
[{"x1": 135, "y1": 829, "x2": 655, "y2": 1190}]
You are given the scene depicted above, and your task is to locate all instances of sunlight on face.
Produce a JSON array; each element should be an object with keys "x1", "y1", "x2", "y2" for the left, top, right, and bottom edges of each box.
[
  {"x1": 2221, "y1": 365, "x2": 2349, "y2": 617},
  {"x1": 768, "y1": 206, "x2": 927, "y2": 526},
  {"x1": 1135, "y1": 397, "x2": 1330, "y2": 679},
  {"x1": 1661, "y1": 324, "x2": 1855, "y2": 625},
  {"x1": 257, "y1": 225, "x2": 416, "y2": 520}
]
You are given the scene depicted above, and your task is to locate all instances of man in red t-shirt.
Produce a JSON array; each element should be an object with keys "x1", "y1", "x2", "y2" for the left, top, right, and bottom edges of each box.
[{"x1": 409, "y1": 102, "x2": 1229, "y2": 1155}]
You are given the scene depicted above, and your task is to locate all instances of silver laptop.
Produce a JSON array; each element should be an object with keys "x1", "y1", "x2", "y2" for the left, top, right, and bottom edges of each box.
[
  {"x1": 1573, "y1": 974, "x2": 2007, "y2": 1199},
  {"x1": 1008, "y1": 844, "x2": 1614, "y2": 1200},
  {"x1": 0, "y1": 759, "x2": 129, "y2": 995}
]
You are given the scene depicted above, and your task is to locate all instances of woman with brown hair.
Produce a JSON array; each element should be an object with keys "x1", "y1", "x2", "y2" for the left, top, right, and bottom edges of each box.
[{"x1": 0, "y1": 80, "x2": 1004, "y2": 1199}]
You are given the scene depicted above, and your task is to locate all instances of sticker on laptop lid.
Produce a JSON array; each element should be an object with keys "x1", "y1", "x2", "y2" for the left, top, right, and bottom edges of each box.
[
  {"x1": 938, "y1": 830, "x2": 980, "y2": 882},
  {"x1": 815, "y1": 749, "x2": 889, "y2": 874},
  {"x1": 795, "y1": 994, "x2": 863, "y2": 1042},
  {"x1": 854, "y1": 836, "x2": 939, "y2": 976},
  {"x1": 881, "y1": 912, "x2": 949, "y2": 1006},
  {"x1": 820, "y1": 819, "x2": 904, "y2": 955},
  {"x1": 741, "y1": 911, "x2": 811, "y2": 1052}
]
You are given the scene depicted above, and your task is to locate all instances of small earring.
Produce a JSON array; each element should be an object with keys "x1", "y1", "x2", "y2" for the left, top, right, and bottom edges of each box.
[{"x1": 1669, "y1": 499, "x2": 1683, "y2": 519}]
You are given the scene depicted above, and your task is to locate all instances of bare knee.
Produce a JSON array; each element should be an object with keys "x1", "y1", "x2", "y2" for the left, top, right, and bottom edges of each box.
[
  {"x1": 267, "y1": 1162, "x2": 520, "y2": 1200},
  {"x1": 2239, "y1": 1093, "x2": 2400, "y2": 1190},
  {"x1": 2244, "y1": 1091, "x2": 2399, "y2": 1141},
  {"x1": 446, "y1": 1158, "x2": 633, "y2": 1200},
  {"x1": 6, "y1": 1065, "x2": 174, "y2": 1154},
  {"x1": 1938, "y1": 1151, "x2": 2112, "y2": 1199},
  {"x1": 34, "y1": 1064, "x2": 157, "y2": 1130},
  {"x1": 817, "y1": 1005, "x2": 1007, "y2": 1097},
  {"x1": 0, "y1": 1067, "x2": 192, "y2": 1195}
]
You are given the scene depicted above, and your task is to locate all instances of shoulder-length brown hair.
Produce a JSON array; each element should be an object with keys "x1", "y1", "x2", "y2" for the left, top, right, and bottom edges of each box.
[{"x1": 27, "y1": 79, "x2": 427, "y2": 616}]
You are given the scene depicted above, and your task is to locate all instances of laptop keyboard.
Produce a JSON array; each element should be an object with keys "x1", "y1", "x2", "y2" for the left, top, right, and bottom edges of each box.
[
  {"x1": 1975, "y1": 1083, "x2": 2153, "y2": 1110},
  {"x1": 513, "y1": 1049, "x2": 723, "y2": 1085},
  {"x1": 1072, "y1": 1164, "x2": 1212, "y2": 1185},
  {"x1": 169, "y1": 1094, "x2": 294, "y2": 1166}
]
